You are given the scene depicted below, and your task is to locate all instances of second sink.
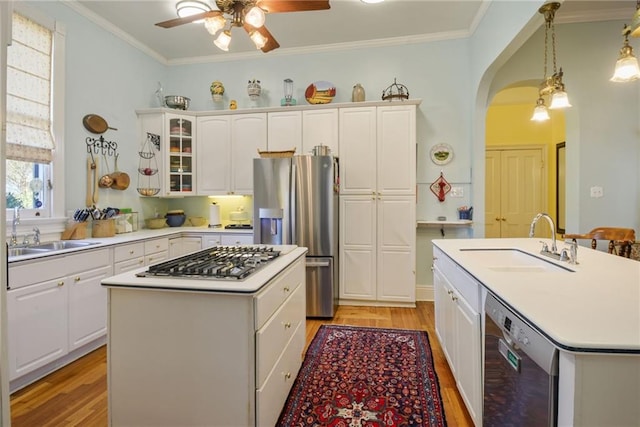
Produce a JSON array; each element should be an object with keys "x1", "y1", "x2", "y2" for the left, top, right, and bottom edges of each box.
[{"x1": 459, "y1": 248, "x2": 574, "y2": 272}]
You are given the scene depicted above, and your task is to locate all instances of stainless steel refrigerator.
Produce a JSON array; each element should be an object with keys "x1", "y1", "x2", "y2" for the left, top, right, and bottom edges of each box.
[{"x1": 253, "y1": 155, "x2": 339, "y2": 318}]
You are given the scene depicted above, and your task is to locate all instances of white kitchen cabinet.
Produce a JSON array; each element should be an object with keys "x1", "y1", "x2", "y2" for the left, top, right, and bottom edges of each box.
[
  {"x1": 339, "y1": 104, "x2": 417, "y2": 305},
  {"x1": 221, "y1": 233, "x2": 253, "y2": 245},
  {"x1": 113, "y1": 242, "x2": 145, "y2": 274},
  {"x1": 7, "y1": 248, "x2": 112, "y2": 390},
  {"x1": 267, "y1": 110, "x2": 301, "y2": 152},
  {"x1": 302, "y1": 109, "x2": 338, "y2": 155},
  {"x1": 169, "y1": 236, "x2": 202, "y2": 258},
  {"x1": 432, "y1": 246, "x2": 482, "y2": 426},
  {"x1": 340, "y1": 195, "x2": 415, "y2": 303},
  {"x1": 196, "y1": 113, "x2": 266, "y2": 195},
  {"x1": 266, "y1": 109, "x2": 338, "y2": 155},
  {"x1": 144, "y1": 237, "x2": 169, "y2": 265},
  {"x1": 202, "y1": 233, "x2": 222, "y2": 248},
  {"x1": 137, "y1": 111, "x2": 196, "y2": 196}
]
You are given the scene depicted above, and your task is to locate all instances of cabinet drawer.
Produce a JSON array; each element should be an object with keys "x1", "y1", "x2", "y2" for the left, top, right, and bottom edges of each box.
[
  {"x1": 145, "y1": 251, "x2": 168, "y2": 266},
  {"x1": 114, "y1": 257, "x2": 145, "y2": 275},
  {"x1": 256, "y1": 283, "x2": 304, "y2": 388},
  {"x1": 254, "y1": 258, "x2": 304, "y2": 330},
  {"x1": 114, "y1": 243, "x2": 144, "y2": 263},
  {"x1": 256, "y1": 320, "x2": 304, "y2": 427},
  {"x1": 67, "y1": 249, "x2": 111, "y2": 275},
  {"x1": 145, "y1": 238, "x2": 169, "y2": 255},
  {"x1": 433, "y1": 247, "x2": 480, "y2": 311},
  {"x1": 220, "y1": 234, "x2": 253, "y2": 246}
]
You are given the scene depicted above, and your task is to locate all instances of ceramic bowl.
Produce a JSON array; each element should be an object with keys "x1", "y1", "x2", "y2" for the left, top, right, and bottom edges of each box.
[
  {"x1": 145, "y1": 218, "x2": 166, "y2": 229},
  {"x1": 165, "y1": 213, "x2": 186, "y2": 227}
]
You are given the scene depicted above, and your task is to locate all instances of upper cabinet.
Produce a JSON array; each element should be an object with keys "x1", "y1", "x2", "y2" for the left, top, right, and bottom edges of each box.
[
  {"x1": 197, "y1": 113, "x2": 267, "y2": 196},
  {"x1": 267, "y1": 109, "x2": 338, "y2": 156},
  {"x1": 137, "y1": 111, "x2": 196, "y2": 197}
]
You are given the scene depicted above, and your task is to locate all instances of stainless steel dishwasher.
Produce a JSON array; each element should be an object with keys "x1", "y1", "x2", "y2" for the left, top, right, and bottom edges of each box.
[{"x1": 483, "y1": 292, "x2": 559, "y2": 426}]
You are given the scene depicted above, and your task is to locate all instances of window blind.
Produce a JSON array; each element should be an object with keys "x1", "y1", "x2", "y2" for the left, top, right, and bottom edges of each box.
[{"x1": 6, "y1": 12, "x2": 56, "y2": 164}]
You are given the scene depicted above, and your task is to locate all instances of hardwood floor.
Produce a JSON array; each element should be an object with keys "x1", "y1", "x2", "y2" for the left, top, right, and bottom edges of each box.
[{"x1": 10, "y1": 302, "x2": 473, "y2": 426}]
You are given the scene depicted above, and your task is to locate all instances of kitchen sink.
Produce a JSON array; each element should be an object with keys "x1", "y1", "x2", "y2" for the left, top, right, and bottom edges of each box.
[
  {"x1": 35, "y1": 240, "x2": 101, "y2": 250},
  {"x1": 459, "y1": 248, "x2": 574, "y2": 273},
  {"x1": 8, "y1": 247, "x2": 52, "y2": 257}
]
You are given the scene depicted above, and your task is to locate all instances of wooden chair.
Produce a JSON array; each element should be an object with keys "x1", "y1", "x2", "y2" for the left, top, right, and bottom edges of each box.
[{"x1": 564, "y1": 227, "x2": 636, "y2": 258}]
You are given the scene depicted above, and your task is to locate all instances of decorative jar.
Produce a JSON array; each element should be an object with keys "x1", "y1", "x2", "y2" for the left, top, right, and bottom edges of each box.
[
  {"x1": 352, "y1": 83, "x2": 365, "y2": 102},
  {"x1": 210, "y1": 80, "x2": 224, "y2": 102},
  {"x1": 247, "y1": 79, "x2": 261, "y2": 101}
]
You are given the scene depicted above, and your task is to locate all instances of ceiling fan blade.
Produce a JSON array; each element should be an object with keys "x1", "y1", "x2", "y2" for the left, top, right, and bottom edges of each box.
[
  {"x1": 256, "y1": 0, "x2": 330, "y2": 14},
  {"x1": 155, "y1": 11, "x2": 223, "y2": 29},
  {"x1": 244, "y1": 24, "x2": 280, "y2": 53}
]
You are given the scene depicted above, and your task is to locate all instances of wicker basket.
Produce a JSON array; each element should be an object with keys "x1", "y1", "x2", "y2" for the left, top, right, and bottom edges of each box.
[{"x1": 257, "y1": 148, "x2": 296, "y2": 158}]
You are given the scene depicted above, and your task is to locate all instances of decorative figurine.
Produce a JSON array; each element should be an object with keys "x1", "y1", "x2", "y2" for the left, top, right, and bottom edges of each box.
[
  {"x1": 210, "y1": 80, "x2": 224, "y2": 102},
  {"x1": 247, "y1": 79, "x2": 261, "y2": 101},
  {"x1": 229, "y1": 99, "x2": 237, "y2": 110}
]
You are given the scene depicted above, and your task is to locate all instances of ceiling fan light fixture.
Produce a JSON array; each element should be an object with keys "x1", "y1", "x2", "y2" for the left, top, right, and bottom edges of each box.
[
  {"x1": 250, "y1": 30, "x2": 267, "y2": 49},
  {"x1": 176, "y1": 0, "x2": 211, "y2": 22},
  {"x1": 214, "y1": 30, "x2": 232, "y2": 51},
  {"x1": 531, "y1": 97, "x2": 550, "y2": 121},
  {"x1": 204, "y1": 15, "x2": 226, "y2": 35},
  {"x1": 245, "y1": 6, "x2": 266, "y2": 28}
]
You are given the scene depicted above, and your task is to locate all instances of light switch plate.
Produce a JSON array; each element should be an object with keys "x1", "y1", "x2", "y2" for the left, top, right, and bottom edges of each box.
[
  {"x1": 450, "y1": 186, "x2": 463, "y2": 197},
  {"x1": 590, "y1": 186, "x2": 603, "y2": 198}
]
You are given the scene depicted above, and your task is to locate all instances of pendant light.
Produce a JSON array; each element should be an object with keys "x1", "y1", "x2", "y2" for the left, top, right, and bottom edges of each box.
[
  {"x1": 612, "y1": 25, "x2": 640, "y2": 82},
  {"x1": 531, "y1": 2, "x2": 571, "y2": 121},
  {"x1": 214, "y1": 30, "x2": 232, "y2": 51}
]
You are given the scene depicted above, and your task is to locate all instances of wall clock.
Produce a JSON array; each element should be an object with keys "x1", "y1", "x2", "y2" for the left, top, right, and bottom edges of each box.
[{"x1": 430, "y1": 143, "x2": 453, "y2": 165}]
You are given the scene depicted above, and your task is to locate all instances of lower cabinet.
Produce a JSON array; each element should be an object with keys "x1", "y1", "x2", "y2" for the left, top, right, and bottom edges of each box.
[
  {"x1": 433, "y1": 246, "x2": 482, "y2": 426},
  {"x1": 7, "y1": 248, "x2": 112, "y2": 389},
  {"x1": 169, "y1": 236, "x2": 202, "y2": 258}
]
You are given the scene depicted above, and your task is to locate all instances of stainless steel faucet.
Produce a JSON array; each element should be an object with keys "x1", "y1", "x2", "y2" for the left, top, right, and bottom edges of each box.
[
  {"x1": 529, "y1": 212, "x2": 558, "y2": 255},
  {"x1": 10, "y1": 207, "x2": 20, "y2": 246},
  {"x1": 33, "y1": 227, "x2": 41, "y2": 245}
]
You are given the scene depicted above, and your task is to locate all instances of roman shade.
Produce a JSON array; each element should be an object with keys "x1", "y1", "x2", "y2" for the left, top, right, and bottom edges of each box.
[{"x1": 6, "y1": 12, "x2": 56, "y2": 164}]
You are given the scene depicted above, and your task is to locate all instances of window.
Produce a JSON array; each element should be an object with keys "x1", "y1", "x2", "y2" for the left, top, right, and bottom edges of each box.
[{"x1": 6, "y1": 7, "x2": 64, "y2": 219}]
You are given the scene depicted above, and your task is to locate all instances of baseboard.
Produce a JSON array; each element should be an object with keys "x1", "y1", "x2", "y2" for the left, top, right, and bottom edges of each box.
[
  {"x1": 338, "y1": 299, "x2": 416, "y2": 308},
  {"x1": 416, "y1": 284, "x2": 434, "y2": 301}
]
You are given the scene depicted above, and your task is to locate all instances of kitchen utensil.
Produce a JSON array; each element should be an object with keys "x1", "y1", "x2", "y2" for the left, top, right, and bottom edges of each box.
[
  {"x1": 99, "y1": 153, "x2": 113, "y2": 188},
  {"x1": 164, "y1": 95, "x2": 190, "y2": 110},
  {"x1": 86, "y1": 157, "x2": 99, "y2": 206},
  {"x1": 83, "y1": 114, "x2": 117, "y2": 134},
  {"x1": 312, "y1": 145, "x2": 331, "y2": 156},
  {"x1": 110, "y1": 154, "x2": 130, "y2": 190}
]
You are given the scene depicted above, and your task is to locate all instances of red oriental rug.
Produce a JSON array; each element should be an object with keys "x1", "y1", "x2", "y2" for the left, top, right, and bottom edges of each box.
[{"x1": 277, "y1": 325, "x2": 447, "y2": 427}]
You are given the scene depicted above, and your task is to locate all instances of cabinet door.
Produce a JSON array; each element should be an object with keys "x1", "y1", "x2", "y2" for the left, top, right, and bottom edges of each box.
[
  {"x1": 302, "y1": 109, "x2": 338, "y2": 155},
  {"x1": 166, "y1": 114, "x2": 195, "y2": 195},
  {"x1": 339, "y1": 196, "x2": 376, "y2": 300},
  {"x1": 68, "y1": 265, "x2": 111, "y2": 351},
  {"x1": 197, "y1": 115, "x2": 231, "y2": 195},
  {"x1": 267, "y1": 111, "x2": 302, "y2": 153},
  {"x1": 8, "y1": 279, "x2": 68, "y2": 380},
  {"x1": 376, "y1": 196, "x2": 416, "y2": 302},
  {"x1": 454, "y1": 292, "x2": 482, "y2": 426},
  {"x1": 231, "y1": 113, "x2": 267, "y2": 194},
  {"x1": 377, "y1": 105, "x2": 416, "y2": 195},
  {"x1": 182, "y1": 237, "x2": 203, "y2": 254},
  {"x1": 169, "y1": 237, "x2": 183, "y2": 258},
  {"x1": 202, "y1": 234, "x2": 222, "y2": 248},
  {"x1": 339, "y1": 107, "x2": 377, "y2": 195}
]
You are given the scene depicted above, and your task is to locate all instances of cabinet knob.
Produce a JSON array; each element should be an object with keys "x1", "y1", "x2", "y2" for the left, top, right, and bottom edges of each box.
[
  {"x1": 57, "y1": 281, "x2": 64, "y2": 287},
  {"x1": 74, "y1": 276, "x2": 81, "y2": 282},
  {"x1": 284, "y1": 322, "x2": 291, "y2": 329},
  {"x1": 129, "y1": 250, "x2": 134, "y2": 254},
  {"x1": 283, "y1": 286, "x2": 290, "y2": 292},
  {"x1": 430, "y1": 266, "x2": 434, "y2": 272},
  {"x1": 284, "y1": 372, "x2": 291, "y2": 380},
  {"x1": 501, "y1": 217, "x2": 507, "y2": 221},
  {"x1": 139, "y1": 259, "x2": 144, "y2": 264},
  {"x1": 495, "y1": 217, "x2": 501, "y2": 221},
  {"x1": 451, "y1": 295, "x2": 458, "y2": 302}
]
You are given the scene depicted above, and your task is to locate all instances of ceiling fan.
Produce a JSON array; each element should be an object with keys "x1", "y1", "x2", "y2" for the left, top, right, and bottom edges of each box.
[{"x1": 155, "y1": 0, "x2": 331, "y2": 53}]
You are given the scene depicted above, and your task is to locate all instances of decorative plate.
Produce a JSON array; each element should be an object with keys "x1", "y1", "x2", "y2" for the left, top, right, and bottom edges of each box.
[
  {"x1": 430, "y1": 143, "x2": 454, "y2": 165},
  {"x1": 305, "y1": 81, "x2": 336, "y2": 104}
]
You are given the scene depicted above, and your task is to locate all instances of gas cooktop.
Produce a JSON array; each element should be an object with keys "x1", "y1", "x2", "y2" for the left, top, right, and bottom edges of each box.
[{"x1": 136, "y1": 246, "x2": 280, "y2": 280}]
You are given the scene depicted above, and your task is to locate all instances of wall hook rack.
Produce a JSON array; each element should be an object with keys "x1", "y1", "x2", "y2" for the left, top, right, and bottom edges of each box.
[{"x1": 86, "y1": 135, "x2": 118, "y2": 158}]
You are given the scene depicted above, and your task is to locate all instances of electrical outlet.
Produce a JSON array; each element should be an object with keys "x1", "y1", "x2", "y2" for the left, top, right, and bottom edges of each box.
[
  {"x1": 590, "y1": 186, "x2": 603, "y2": 198},
  {"x1": 450, "y1": 186, "x2": 464, "y2": 197}
]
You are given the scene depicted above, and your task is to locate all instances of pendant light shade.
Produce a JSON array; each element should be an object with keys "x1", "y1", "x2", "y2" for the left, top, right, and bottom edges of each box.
[
  {"x1": 249, "y1": 30, "x2": 267, "y2": 49},
  {"x1": 531, "y1": 98, "x2": 551, "y2": 121},
  {"x1": 611, "y1": 25, "x2": 640, "y2": 82},
  {"x1": 549, "y1": 88, "x2": 571, "y2": 109},
  {"x1": 204, "y1": 15, "x2": 226, "y2": 35},
  {"x1": 214, "y1": 30, "x2": 232, "y2": 51},
  {"x1": 245, "y1": 6, "x2": 266, "y2": 28}
]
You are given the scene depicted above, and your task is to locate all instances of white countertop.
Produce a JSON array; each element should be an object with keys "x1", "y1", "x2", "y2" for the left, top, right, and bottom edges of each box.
[
  {"x1": 7, "y1": 225, "x2": 253, "y2": 263},
  {"x1": 433, "y1": 238, "x2": 640, "y2": 352},
  {"x1": 102, "y1": 245, "x2": 308, "y2": 294}
]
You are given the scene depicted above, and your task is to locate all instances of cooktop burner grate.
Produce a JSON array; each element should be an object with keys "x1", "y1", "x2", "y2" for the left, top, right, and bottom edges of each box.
[{"x1": 137, "y1": 246, "x2": 280, "y2": 280}]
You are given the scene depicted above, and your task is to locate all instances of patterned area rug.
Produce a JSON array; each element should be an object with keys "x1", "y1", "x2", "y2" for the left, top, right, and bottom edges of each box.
[{"x1": 277, "y1": 325, "x2": 447, "y2": 427}]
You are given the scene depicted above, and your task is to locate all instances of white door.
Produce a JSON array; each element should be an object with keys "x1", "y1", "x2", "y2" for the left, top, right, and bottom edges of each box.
[
  {"x1": 377, "y1": 106, "x2": 416, "y2": 195},
  {"x1": 485, "y1": 148, "x2": 545, "y2": 238},
  {"x1": 197, "y1": 115, "x2": 231, "y2": 195},
  {"x1": 376, "y1": 196, "x2": 416, "y2": 302},
  {"x1": 339, "y1": 196, "x2": 376, "y2": 300},
  {"x1": 68, "y1": 266, "x2": 111, "y2": 350},
  {"x1": 302, "y1": 109, "x2": 338, "y2": 155},
  {"x1": 267, "y1": 111, "x2": 301, "y2": 153},
  {"x1": 231, "y1": 113, "x2": 267, "y2": 194},
  {"x1": 339, "y1": 107, "x2": 377, "y2": 195}
]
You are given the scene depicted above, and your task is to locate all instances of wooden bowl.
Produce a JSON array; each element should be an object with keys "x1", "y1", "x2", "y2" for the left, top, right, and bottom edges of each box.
[{"x1": 145, "y1": 218, "x2": 166, "y2": 229}]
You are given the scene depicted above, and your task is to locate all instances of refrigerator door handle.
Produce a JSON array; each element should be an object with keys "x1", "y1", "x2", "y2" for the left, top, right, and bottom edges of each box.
[{"x1": 306, "y1": 261, "x2": 331, "y2": 267}]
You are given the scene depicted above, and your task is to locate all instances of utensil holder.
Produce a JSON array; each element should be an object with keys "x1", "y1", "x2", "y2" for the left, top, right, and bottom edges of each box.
[
  {"x1": 458, "y1": 208, "x2": 473, "y2": 220},
  {"x1": 61, "y1": 222, "x2": 88, "y2": 240},
  {"x1": 92, "y1": 219, "x2": 115, "y2": 237}
]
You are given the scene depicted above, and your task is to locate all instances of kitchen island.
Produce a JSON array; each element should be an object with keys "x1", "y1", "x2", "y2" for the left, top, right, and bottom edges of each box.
[
  {"x1": 433, "y1": 238, "x2": 640, "y2": 426},
  {"x1": 102, "y1": 245, "x2": 307, "y2": 427}
]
